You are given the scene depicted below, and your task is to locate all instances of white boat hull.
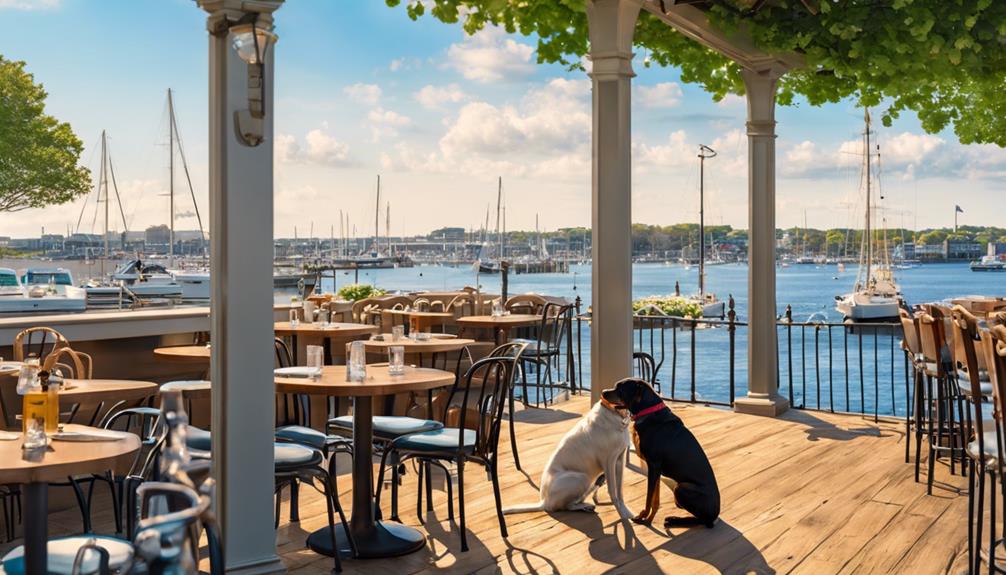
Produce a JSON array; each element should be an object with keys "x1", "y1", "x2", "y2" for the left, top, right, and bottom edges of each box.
[
  {"x1": 835, "y1": 293, "x2": 901, "y2": 321},
  {"x1": 0, "y1": 288, "x2": 87, "y2": 314},
  {"x1": 702, "y1": 301, "x2": 726, "y2": 319}
]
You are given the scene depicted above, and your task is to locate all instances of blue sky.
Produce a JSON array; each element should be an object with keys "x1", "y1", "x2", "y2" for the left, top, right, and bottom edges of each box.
[{"x1": 1, "y1": 0, "x2": 1002, "y2": 239}]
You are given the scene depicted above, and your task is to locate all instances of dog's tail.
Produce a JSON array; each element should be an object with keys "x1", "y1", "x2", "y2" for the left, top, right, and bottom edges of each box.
[{"x1": 502, "y1": 501, "x2": 545, "y2": 515}]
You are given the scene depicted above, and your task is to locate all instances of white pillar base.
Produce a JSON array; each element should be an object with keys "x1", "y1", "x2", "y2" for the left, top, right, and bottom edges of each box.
[{"x1": 734, "y1": 393, "x2": 790, "y2": 417}]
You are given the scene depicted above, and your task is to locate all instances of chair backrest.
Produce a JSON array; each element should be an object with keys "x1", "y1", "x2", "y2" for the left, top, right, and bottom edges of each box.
[
  {"x1": 43, "y1": 346, "x2": 93, "y2": 379},
  {"x1": 442, "y1": 349, "x2": 525, "y2": 459},
  {"x1": 446, "y1": 293, "x2": 475, "y2": 317},
  {"x1": 505, "y1": 294, "x2": 547, "y2": 315},
  {"x1": 102, "y1": 407, "x2": 167, "y2": 481},
  {"x1": 13, "y1": 326, "x2": 69, "y2": 362},
  {"x1": 535, "y1": 302, "x2": 574, "y2": 352},
  {"x1": 131, "y1": 481, "x2": 209, "y2": 575},
  {"x1": 633, "y1": 351, "x2": 658, "y2": 387},
  {"x1": 274, "y1": 338, "x2": 309, "y2": 427},
  {"x1": 412, "y1": 298, "x2": 431, "y2": 312},
  {"x1": 899, "y1": 309, "x2": 921, "y2": 356},
  {"x1": 988, "y1": 326, "x2": 1006, "y2": 450},
  {"x1": 918, "y1": 309, "x2": 948, "y2": 373},
  {"x1": 951, "y1": 306, "x2": 988, "y2": 436}
]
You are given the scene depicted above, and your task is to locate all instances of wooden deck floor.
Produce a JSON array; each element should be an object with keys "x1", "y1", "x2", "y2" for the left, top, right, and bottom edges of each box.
[{"x1": 30, "y1": 396, "x2": 973, "y2": 574}]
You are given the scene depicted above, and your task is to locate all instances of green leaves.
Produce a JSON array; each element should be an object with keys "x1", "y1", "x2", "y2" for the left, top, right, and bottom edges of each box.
[
  {"x1": 0, "y1": 56, "x2": 91, "y2": 213},
  {"x1": 336, "y1": 284, "x2": 387, "y2": 302},
  {"x1": 386, "y1": 0, "x2": 1006, "y2": 147}
]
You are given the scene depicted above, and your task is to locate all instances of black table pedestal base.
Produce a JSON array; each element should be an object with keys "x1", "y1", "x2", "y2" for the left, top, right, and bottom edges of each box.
[{"x1": 306, "y1": 521, "x2": 425, "y2": 559}]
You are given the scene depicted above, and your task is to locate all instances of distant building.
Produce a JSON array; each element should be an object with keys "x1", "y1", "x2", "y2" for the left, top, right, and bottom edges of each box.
[
  {"x1": 894, "y1": 242, "x2": 916, "y2": 260},
  {"x1": 0, "y1": 237, "x2": 10, "y2": 248},
  {"x1": 989, "y1": 242, "x2": 1006, "y2": 257},
  {"x1": 914, "y1": 243, "x2": 945, "y2": 260},
  {"x1": 945, "y1": 239, "x2": 983, "y2": 260},
  {"x1": 145, "y1": 225, "x2": 171, "y2": 246}
]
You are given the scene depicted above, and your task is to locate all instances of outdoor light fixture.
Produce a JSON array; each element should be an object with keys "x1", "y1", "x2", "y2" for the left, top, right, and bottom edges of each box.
[{"x1": 229, "y1": 15, "x2": 276, "y2": 147}]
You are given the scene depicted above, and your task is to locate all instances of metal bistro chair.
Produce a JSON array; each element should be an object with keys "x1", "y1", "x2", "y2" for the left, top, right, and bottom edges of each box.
[
  {"x1": 61, "y1": 407, "x2": 166, "y2": 534},
  {"x1": 978, "y1": 324, "x2": 1006, "y2": 575},
  {"x1": 375, "y1": 350, "x2": 525, "y2": 552},
  {"x1": 900, "y1": 309, "x2": 927, "y2": 471},
  {"x1": 512, "y1": 301, "x2": 574, "y2": 408}
]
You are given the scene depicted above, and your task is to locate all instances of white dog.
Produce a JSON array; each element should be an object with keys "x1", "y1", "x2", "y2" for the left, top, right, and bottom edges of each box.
[{"x1": 504, "y1": 399, "x2": 634, "y2": 519}]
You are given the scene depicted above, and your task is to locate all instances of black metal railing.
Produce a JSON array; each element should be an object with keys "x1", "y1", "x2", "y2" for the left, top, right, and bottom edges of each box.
[{"x1": 575, "y1": 297, "x2": 911, "y2": 421}]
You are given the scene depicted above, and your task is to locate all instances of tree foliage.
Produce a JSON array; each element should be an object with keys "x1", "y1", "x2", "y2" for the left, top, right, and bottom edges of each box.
[
  {"x1": 385, "y1": 0, "x2": 1006, "y2": 146},
  {"x1": 0, "y1": 56, "x2": 91, "y2": 212}
]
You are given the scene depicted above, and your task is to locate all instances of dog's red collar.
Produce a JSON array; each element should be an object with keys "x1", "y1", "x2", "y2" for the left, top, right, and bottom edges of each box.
[{"x1": 631, "y1": 403, "x2": 668, "y2": 421}]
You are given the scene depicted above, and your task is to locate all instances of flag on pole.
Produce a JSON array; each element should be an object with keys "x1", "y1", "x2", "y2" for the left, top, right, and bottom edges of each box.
[{"x1": 956, "y1": 205, "x2": 965, "y2": 213}]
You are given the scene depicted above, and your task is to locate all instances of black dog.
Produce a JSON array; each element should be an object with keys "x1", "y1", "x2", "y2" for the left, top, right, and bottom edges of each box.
[{"x1": 602, "y1": 378, "x2": 720, "y2": 528}]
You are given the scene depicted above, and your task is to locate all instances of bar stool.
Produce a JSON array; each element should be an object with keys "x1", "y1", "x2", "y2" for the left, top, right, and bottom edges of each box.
[{"x1": 919, "y1": 308, "x2": 968, "y2": 492}]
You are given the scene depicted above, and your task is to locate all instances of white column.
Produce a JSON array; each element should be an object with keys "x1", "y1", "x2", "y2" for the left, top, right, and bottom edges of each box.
[
  {"x1": 734, "y1": 67, "x2": 789, "y2": 417},
  {"x1": 586, "y1": 0, "x2": 640, "y2": 403},
  {"x1": 198, "y1": 1, "x2": 286, "y2": 573}
]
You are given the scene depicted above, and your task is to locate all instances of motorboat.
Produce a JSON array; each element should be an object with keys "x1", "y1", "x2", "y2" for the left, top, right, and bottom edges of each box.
[
  {"x1": 85, "y1": 260, "x2": 184, "y2": 302},
  {"x1": 0, "y1": 268, "x2": 87, "y2": 314},
  {"x1": 970, "y1": 255, "x2": 1006, "y2": 272}
]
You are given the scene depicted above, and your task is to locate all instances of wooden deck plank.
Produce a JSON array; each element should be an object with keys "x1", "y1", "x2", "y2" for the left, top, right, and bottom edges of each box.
[{"x1": 9, "y1": 395, "x2": 972, "y2": 574}]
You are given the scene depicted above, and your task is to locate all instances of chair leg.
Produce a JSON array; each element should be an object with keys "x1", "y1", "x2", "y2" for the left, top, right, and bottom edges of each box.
[
  {"x1": 390, "y1": 452, "x2": 400, "y2": 522},
  {"x1": 425, "y1": 462, "x2": 434, "y2": 514},
  {"x1": 969, "y1": 458, "x2": 976, "y2": 574},
  {"x1": 457, "y1": 458, "x2": 468, "y2": 552},
  {"x1": 373, "y1": 448, "x2": 393, "y2": 522},
  {"x1": 977, "y1": 470, "x2": 987, "y2": 575},
  {"x1": 926, "y1": 379, "x2": 936, "y2": 496},
  {"x1": 290, "y1": 479, "x2": 300, "y2": 522},
  {"x1": 491, "y1": 461, "x2": 507, "y2": 539},
  {"x1": 274, "y1": 483, "x2": 283, "y2": 530},
  {"x1": 415, "y1": 462, "x2": 424, "y2": 524},
  {"x1": 70, "y1": 478, "x2": 93, "y2": 533},
  {"x1": 990, "y1": 473, "x2": 997, "y2": 575},
  {"x1": 509, "y1": 389, "x2": 521, "y2": 471},
  {"x1": 106, "y1": 473, "x2": 122, "y2": 534},
  {"x1": 322, "y1": 476, "x2": 342, "y2": 573}
]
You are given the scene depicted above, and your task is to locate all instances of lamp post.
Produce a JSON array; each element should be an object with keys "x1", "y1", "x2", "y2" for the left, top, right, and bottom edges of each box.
[{"x1": 196, "y1": 1, "x2": 285, "y2": 573}]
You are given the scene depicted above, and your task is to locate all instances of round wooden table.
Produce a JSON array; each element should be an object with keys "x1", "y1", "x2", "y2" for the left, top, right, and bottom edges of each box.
[
  {"x1": 153, "y1": 345, "x2": 211, "y2": 363},
  {"x1": 0, "y1": 425, "x2": 140, "y2": 574},
  {"x1": 380, "y1": 309, "x2": 455, "y2": 333},
  {"x1": 59, "y1": 379, "x2": 159, "y2": 407},
  {"x1": 456, "y1": 314, "x2": 541, "y2": 345},
  {"x1": 363, "y1": 337, "x2": 476, "y2": 355},
  {"x1": 0, "y1": 362, "x2": 22, "y2": 377},
  {"x1": 275, "y1": 365, "x2": 454, "y2": 560},
  {"x1": 274, "y1": 321, "x2": 378, "y2": 364}
]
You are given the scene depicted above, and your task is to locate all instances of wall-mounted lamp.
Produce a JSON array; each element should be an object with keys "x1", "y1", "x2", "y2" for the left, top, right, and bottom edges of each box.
[{"x1": 229, "y1": 15, "x2": 276, "y2": 147}]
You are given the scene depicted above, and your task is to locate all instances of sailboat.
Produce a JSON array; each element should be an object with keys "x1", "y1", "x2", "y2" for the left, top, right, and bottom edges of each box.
[
  {"x1": 835, "y1": 110, "x2": 903, "y2": 321},
  {"x1": 689, "y1": 145, "x2": 725, "y2": 318},
  {"x1": 477, "y1": 177, "x2": 504, "y2": 273}
]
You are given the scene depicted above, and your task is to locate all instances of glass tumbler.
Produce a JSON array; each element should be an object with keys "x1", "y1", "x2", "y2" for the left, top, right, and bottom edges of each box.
[
  {"x1": 388, "y1": 346, "x2": 405, "y2": 375},
  {"x1": 392, "y1": 325, "x2": 405, "y2": 342}
]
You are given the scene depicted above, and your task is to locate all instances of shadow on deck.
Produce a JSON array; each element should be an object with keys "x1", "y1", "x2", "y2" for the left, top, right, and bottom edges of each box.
[{"x1": 26, "y1": 395, "x2": 970, "y2": 574}]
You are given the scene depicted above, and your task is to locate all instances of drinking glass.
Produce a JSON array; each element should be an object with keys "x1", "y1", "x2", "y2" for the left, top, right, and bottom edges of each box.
[
  {"x1": 492, "y1": 298, "x2": 503, "y2": 317},
  {"x1": 289, "y1": 308, "x2": 300, "y2": 328},
  {"x1": 302, "y1": 301, "x2": 316, "y2": 324},
  {"x1": 392, "y1": 325, "x2": 405, "y2": 342},
  {"x1": 22, "y1": 417, "x2": 47, "y2": 450},
  {"x1": 388, "y1": 346, "x2": 405, "y2": 375},
  {"x1": 348, "y1": 341, "x2": 367, "y2": 382},
  {"x1": 318, "y1": 308, "x2": 331, "y2": 327},
  {"x1": 306, "y1": 345, "x2": 324, "y2": 379}
]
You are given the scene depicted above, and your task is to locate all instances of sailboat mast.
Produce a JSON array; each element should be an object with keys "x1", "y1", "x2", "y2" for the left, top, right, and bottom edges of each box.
[
  {"x1": 168, "y1": 89, "x2": 175, "y2": 266},
  {"x1": 495, "y1": 177, "x2": 502, "y2": 261},
  {"x1": 864, "y1": 110, "x2": 872, "y2": 289},
  {"x1": 101, "y1": 130, "x2": 109, "y2": 276},
  {"x1": 374, "y1": 175, "x2": 381, "y2": 255},
  {"x1": 386, "y1": 201, "x2": 391, "y2": 256}
]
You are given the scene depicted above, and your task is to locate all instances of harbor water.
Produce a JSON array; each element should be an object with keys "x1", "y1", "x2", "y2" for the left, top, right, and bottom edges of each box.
[{"x1": 321, "y1": 262, "x2": 1004, "y2": 415}]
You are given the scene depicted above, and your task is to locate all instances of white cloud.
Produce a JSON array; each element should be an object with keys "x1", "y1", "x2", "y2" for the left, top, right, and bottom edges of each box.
[
  {"x1": 276, "y1": 124, "x2": 351, "y2": 167},
  {"x1": 636, "y1": 82, "x2": 683, "y2": 109},
  {"x1": 384, "y1": 78, "x2": 590, "y2": 180},
  {"x1": 716, "y1": 93, "x2": 746, "y2": 107},
  {"x1": 446, "y1": 27, "x2": 535, "y2": 83},
  {"x1": 367, "y1": 107, "x2": 412, "y2": 141},
  {"x1": 782, "y1": 131, "x2": 946, "y2": 177},
  {"x1": 343, "y1": 83, "x2": 382, "y2": 106},
  {"x1": 414, "y1": 84, "x2": 467, "y2": 110},
  {"x1": 389, "y1": 59, "x2": 404, "y2": 72},
  {"x1": 0, "y1": 0, "x2": 58, "y2": 9},
  {"x1": 634, "y1": 130, "x2": 693, "y2": 170}
]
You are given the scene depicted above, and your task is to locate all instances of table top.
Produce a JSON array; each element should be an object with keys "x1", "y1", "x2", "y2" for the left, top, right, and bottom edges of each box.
[
  {"x1": 275, "y1": 364, "x2": 454, "y2": 397},
  {"x1": 0, "y1": 361, "x2": 23, "y2": 376},
  {"x1": 0, "y1": 424, "x2": 140, "y2": 484},
  {"x1": 59, "y1": 379, "x2": 159, "y2": 404},
  {"x1": 154, "y1": 345, "x2": 211, "y2": 361},
  {"x1": 456, "y1": 314, "x2": 541, "y2": 328},
  {"x1": 364, "y1": 337, "x2": 476, "y2": 354},
  {"x1": 274, "y1": 321, "x2": 379, "y2": 337}
]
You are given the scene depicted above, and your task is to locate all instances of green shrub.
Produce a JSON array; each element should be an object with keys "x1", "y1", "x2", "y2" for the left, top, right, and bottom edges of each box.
[
  {"x1": 632, "y1": 295, "x2": 703, "y2": 319},
  {"x1": 336, "y1": 284, "x2": 386, "y2": 302}
]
